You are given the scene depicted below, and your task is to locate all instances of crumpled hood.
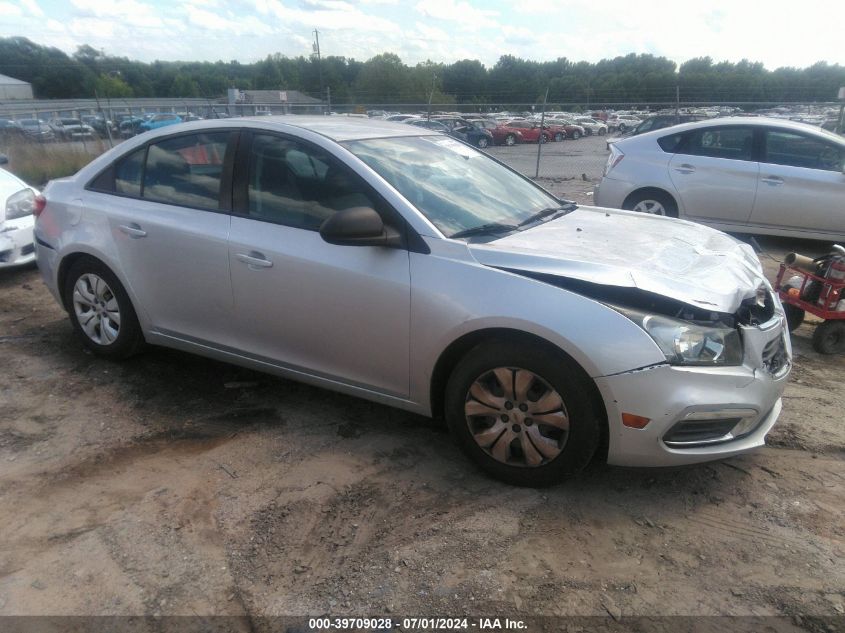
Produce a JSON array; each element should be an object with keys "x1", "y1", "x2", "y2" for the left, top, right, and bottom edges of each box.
[{"x1": 468, "y1": 206, "x2": 766, "y2": 314}]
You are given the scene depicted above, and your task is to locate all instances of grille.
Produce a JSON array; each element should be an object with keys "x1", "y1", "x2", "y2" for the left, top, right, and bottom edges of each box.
[{"x1": 20, "y1": 243, "x2": 35, "y2": 256}]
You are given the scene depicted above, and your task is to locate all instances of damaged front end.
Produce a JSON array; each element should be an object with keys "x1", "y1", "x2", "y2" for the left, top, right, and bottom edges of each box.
[{"x1": 506, "y1": 270, "x2": 790, "y2": 379}]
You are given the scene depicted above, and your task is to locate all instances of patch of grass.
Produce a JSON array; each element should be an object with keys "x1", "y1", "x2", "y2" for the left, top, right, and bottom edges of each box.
[{"x1": 3, "y1": 138, "x2": 110, "y2": 187}]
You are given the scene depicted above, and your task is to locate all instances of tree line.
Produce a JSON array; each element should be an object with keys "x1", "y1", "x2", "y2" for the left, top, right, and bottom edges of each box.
[{"x1": 1, "y1": 36, "x2": 843, "y2": 107}]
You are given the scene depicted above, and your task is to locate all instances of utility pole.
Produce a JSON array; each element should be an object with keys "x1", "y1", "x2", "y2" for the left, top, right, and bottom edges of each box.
[
  {"x1": 837, "y1": 87, "x2": 845, "y2": 135},
  {"x1": 427, "y1": 73, "x2": 437, "y2": 122},
  {"x1": 326, "y1": 86, "x2": 331, "y2": 116},
  {"x1": 535, "y1": 87, "x2": 549, "y2": 179},
  {"x1": 313, "y1": 29, "x2": 324, "y2": 114},
  {"x1": 675, "y1": 83, "x2": 680, "y2": 124}
]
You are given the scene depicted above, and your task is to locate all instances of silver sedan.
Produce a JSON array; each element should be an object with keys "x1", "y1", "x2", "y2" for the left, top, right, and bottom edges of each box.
[{"x1": 35, "y1": 117, "x2": 790, "y2": 486}]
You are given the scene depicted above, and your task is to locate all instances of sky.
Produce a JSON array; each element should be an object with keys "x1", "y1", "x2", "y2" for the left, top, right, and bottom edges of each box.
[{"x1": 0, "y1": 0, "x2": 843, "y2": 70}]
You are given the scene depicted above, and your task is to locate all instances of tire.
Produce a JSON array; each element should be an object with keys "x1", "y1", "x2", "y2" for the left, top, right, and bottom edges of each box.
[
  {"x1": 571, "y1": 130, "x2": 581, "y2": 140},
  {"x1": 598, "y1": 128, "x2": 607, "y2": 136},
  {"x1": 504, "y1": 134, "x2": 517, "y2": 146},
  {"x1": 812, "y1": 320, "x2": 845, "y2": 354},
  {"x1": 64, "y1": 256, "x2": 144, "y2": 359},
  {"x1": 445, "y1": 340, "x2": 600, "y2": 486},
  {"x1": 554, "y1": 132, "x2": 564, "y2": 142},
  {"x1": 623, "y1": 190, "x2": 678, "y2": 218},
  {"x1": 539, "y1": 133, "x2": 548, "y2": 144},
  {"x1": 477, "y1": 136, "x2": 489, "y2": 149},
  {"x1": 618, "y1": 123, "x2": 627, "y2": 132},
  {"x1": 783, "y1": 304, "x2": 805, "y2": 332}
]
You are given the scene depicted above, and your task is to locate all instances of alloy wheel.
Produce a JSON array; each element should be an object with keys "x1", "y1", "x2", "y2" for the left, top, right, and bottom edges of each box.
[
  {"x1": 72, "y1": 273, "x2": 121, "y2": 345},
  {"x1": 464, "y1": 367, "x2": 569, "y2": 467},
  {"x1": 632, "y1": 199, "x2": 667, "y2": 215}
]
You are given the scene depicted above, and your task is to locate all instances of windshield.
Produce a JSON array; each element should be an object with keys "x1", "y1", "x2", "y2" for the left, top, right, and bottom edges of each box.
[{"x1": 343, "y1": 135, "x2": 563, "y2": 237}]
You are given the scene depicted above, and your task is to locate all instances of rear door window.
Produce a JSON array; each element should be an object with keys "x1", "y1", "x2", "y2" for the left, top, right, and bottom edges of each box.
[
  {"x1": 680, "y1": 126, "x2": 754, "y2": 161},
  {"x1": 142, "y1": 132, "x2": 229, "y2": 208}
]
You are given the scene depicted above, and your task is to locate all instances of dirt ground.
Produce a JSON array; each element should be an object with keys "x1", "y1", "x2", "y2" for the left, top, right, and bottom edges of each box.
[{"x1": 0, "y1": 230, "x2": 843, "y2": 629}]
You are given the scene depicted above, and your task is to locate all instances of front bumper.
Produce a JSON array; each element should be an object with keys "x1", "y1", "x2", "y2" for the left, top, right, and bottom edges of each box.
[
  {"x1": 597, "y1": 317, "x2": 790, "y2": 467},
  {"x1": 0, "y1": 222, "x2": 35, "y2": 268}
]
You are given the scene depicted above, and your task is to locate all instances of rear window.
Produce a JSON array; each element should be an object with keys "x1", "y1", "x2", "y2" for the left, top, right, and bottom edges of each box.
[{"x1": 657, "y1": 133, "x2": 685, "y2": 153}]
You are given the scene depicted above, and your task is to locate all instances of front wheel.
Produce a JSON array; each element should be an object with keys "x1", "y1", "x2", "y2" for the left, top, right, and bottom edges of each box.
[
  {"x1": 554, "y1": 132, "x2": 564, "y2": 142},
  {"x1": 618, "y1": 123, "x2": 627, "y2": 132},
  {"x1": 598, "y1": 128, "x2": 607, "y2": 136},
  {"x1": 539, "y1": 133, "x2": 548, "y2": 144},
  {"x1": 504, "y1": 134, "x2": 517, "y2": 146},
  {"x1": 571, "y1": 130, "x2": 581, "y2": 140},
  {"x1": 812, "y1": 320, "x2": 845, "y2": 354},
  {"x1": 477, "y1": 136, "x2": 489, "y2": 149},
  {"x1": 445, "y1": 341, "x2": 600, "y2": 486},
  {"x1": 64, "y1": 256, "x2": 144, "y2": 359}
]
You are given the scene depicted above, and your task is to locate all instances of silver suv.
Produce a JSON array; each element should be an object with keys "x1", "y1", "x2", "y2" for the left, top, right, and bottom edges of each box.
[{"x1": 34, "y1": 117, "x2": 790, "y2": 486}]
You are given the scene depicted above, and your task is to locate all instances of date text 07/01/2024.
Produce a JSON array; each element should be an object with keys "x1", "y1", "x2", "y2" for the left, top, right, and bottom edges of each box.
[{"x1": 308, "y1": 618, "x2": 528, "y2": 630}]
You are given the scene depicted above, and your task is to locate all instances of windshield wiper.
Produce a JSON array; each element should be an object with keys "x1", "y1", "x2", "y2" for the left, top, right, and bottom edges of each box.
[
  {"x1": 516, "y1": 203, "x2": 577, "y2": 228},
  {"x1": 450, "y1": 222, "x2": 519, "y2": 239}
]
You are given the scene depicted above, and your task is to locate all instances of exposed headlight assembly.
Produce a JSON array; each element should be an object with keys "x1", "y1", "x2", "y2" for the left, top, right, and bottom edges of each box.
[
  {"x1": 614, "y1": 307, "x2": 743, "y2": 366},
  {"x1": 5, "y1": 188, "x2": 35, "y2": 220}
]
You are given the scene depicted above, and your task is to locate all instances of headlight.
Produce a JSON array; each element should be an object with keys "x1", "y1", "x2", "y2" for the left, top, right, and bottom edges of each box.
[
  {"x1": 614, "y1": 307, "x2": 743, "y2": 366},
  {"x1": 5, "y1": 188, "x2": 35, "y2": 220}
]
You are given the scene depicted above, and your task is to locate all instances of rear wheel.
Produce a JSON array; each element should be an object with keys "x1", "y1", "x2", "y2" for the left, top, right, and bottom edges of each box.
[
  {"x1": 812, "y1": 320, "x2": 845, "y2": 354},
  {"x1": 598, "y1": 128, "x2": 607, "y2": 136},
  {"x1": 618, "y1": 123, "x2": 627, "y2": 132},
  {"x1": 505, "y1": 134, "x2": 517, "y2": 146},
  {"x1": 539, "y1": 133, "x2": 548, "y2": 144},
  {"x1": 477, "y1": 136, "x2": 489, "y2": 149},
  {"x1": 64, "y1": 257, "x2": 144, "y2": 359},
  {"x1": 554, "y1": 132, "x2": 564, "y2": 142},
  {"x1": 623, "y1": 190, "x2": 678, "y2": 218},
  {"x1": 571, "y1": 130, "x2": 581, "y2": 140},
  {"x1": 445, "y1": 341, "x2": 600, "y2": 486}
]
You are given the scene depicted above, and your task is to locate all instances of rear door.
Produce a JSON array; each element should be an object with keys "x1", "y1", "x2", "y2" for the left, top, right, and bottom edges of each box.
[
  {"x1": 668, "y1": 124, "x2": 759, "y2": 225},
  {"x1": 91, "y1": 130, "x2": 237, "y2": 344},
  {"x1": 748, "y1": 128, "x2": 845, "y2": 235}
]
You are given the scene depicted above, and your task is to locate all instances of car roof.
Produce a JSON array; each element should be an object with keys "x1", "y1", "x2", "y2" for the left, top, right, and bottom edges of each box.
[
  {"x1": 126, "y1": 115, "x2": 441, "y2": 143},
  {"x1": 618, "y1": 116, "x2": 845, "y2": 145}
]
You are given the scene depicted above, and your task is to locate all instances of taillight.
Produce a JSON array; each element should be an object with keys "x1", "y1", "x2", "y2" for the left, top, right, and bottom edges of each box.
[
  {"x1": 603, "y1": 146, "x2": 625, "y2": 176},
  {"x1": 33, "y1": 194, "x2": 46, "y2": 217}
]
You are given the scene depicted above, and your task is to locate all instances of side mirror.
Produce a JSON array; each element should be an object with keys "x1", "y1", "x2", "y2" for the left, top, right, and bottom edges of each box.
[
  {"x1": 0, "y1": 154, "x2": 8, "y2": 166},
  {"x1": 319, "y1": 206, "x2": 402, "y2": 248}
]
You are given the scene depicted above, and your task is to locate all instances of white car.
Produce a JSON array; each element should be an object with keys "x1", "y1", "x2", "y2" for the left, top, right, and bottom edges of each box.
[
  {"x1": 610, "y1": 115, "x2": 642, "y2": 133},
  {"x1": 595, "y1": 117, "x2": 845, "y2": 242},
  {"x1": 575, "y1": 117, "x2": 608, "y2": 136},
  {"x1": 0, "y1": 163, "x2": 39, "y2": 267}
]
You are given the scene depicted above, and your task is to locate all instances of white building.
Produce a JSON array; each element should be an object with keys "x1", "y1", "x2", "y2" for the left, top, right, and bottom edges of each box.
[{"x1": 0, "y1": 74, "x2": 33, "y2": 100}]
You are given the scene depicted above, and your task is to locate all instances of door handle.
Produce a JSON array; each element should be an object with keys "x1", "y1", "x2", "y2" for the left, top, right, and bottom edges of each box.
[
  {"x1": 236, "y1": 252, "x2": 273, "y2": 269},
  {"x1": 673, "y1": 163, "x2": 696, "y2": 174},
  {"x1": 761, "y1": 175, "x2": 784, "y2": 185},
  {"x1": 119, "y1": 223, "x2": 147, "y2": 238}
]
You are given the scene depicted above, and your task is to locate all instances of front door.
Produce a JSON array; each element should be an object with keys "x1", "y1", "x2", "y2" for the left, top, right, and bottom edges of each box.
[
  {"x1": 227, "y1": 131, "x2": 411, "y2": 397},
  {"x1": 749, "y1": 128, "x2": 845, "y2": 235}
]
